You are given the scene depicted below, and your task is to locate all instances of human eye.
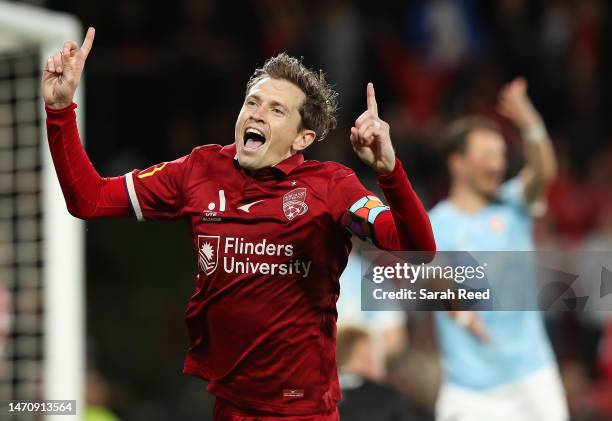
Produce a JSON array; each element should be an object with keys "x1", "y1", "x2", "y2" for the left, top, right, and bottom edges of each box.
[{"x1": 272, "y1": 107, "x2": 285, "y2": 116}]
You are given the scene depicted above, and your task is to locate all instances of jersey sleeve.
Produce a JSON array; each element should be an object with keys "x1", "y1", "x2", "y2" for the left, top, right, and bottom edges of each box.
[
  {"x1": 46, "y1": 103, "x2": 133, "y2": 220},
  {"x1": 329, "y1": 160, "x2": 436, "y2": 254},
  {"x1": 125, "y1": 155, "x2": 191, "y2": 221},
  {"x1": 328, "y1": 167, "x2": 390, "y2": 244}
]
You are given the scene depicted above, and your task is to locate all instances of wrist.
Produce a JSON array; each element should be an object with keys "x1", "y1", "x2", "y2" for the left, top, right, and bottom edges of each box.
[
  {"x1": 521, "y1": 121, "x2": 548, "y2": 144},
  {"x1": 376, "y1": 158, "x2": 403, "y2": 183},
  {"x1": 375, "y1": 158, "x2": 397, "y2": 175},
  {"x1": 45, "y1": 103, "x2": 77, "y2": 123},
  {"x1": 45, "y1": 102, "x2": 77, "y2": 113},
  {"x1": 46, "y1": 102, "x2": 72, "y2": 110}
]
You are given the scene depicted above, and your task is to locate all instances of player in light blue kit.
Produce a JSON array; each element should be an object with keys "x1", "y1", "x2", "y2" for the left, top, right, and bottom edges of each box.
[{"x1": 429, "y1": 78, "x2": 568, "y2": 421}]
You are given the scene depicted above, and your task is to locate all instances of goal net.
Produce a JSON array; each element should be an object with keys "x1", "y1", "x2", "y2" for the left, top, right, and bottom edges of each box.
[{"x1": 0, "y1": 1, "x2": 84, "y2": 419}]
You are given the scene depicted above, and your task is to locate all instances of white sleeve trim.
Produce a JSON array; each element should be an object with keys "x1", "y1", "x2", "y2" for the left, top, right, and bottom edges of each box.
[{"x1": 125, "y1": 172, "x2": 145, "y2": 222}]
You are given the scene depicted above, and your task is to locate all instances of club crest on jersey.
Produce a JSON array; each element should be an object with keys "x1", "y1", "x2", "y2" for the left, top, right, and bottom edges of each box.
[
  {"x1": 198, "y1": 235, "x2": 220, "y2": 275},
  {"x1": 283, "y1": 188, "x2": 308, "y2": 220}
]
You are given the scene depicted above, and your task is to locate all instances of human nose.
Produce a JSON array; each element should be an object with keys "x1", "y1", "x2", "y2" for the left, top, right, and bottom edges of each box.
[{"x1": 248, "y1": 104, "x2": 266, "y2": 123}]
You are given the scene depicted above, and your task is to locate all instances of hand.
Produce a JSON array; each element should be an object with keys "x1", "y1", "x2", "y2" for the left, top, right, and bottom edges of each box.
[
  {"x1": 448, "y1": 311, "x2": 492, "y2": 344},
  {"x1": 42, "y1": 27, "x2": 95, "y2": 109},
  {"x1": 350, "y1": 83, "x2": 396, "y2": 173},
  {"x1": 497, "y1": 77, "x2": 542, "y2": 130}
]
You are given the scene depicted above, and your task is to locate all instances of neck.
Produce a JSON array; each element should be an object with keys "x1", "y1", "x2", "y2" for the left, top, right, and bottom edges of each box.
[
  {"x1": 448, "y1": 182, "x2": 491, "y2": 213},
  {"x1": 274, "y1": 149, "x2": 295, "y2": 166},
  {"x1": 260, "y1": 147, "x2": 295, "y2": 169}
]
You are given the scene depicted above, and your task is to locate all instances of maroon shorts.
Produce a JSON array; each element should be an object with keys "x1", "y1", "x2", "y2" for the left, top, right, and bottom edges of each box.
[{"x1": 212, "y1": 398, "x2": 340, "y2": 421}]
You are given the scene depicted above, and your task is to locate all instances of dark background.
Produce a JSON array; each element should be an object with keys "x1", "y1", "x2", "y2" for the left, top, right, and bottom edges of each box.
[{"x1": 16, "y1": 0, "x2": 612, "y2": 419}]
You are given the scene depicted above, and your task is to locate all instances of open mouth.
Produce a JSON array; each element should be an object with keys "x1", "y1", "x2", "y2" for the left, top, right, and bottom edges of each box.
[{"x1": 243, "y1": 127, "x2": 267, "y2": 151}]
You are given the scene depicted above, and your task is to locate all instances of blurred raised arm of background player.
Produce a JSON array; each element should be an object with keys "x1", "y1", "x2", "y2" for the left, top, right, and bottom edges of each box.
[{"x1": 497, "y1": 77, "x2": 558, "y2": 206}]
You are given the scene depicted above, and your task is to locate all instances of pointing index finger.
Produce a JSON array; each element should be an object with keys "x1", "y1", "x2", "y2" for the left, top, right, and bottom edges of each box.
[
  {"x1": 366, "y1": 82, "x2": 378, "y2": 116},
  {"x1": 80, "y1": 27, "x2": 96, "y2": 59}
]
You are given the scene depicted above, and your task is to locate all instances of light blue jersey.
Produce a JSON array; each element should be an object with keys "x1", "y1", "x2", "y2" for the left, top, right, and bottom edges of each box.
[{"x1": 429, "y1": 178, "x2": 555, "y2": 389}]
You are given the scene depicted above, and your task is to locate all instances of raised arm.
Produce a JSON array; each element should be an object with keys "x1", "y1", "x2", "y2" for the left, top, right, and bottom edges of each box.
[
  {"x1": 349, "y1": 84, "x2": 436, "y2": 254},
  {"x1": 497, "y1": 78, "x2": 558, "y2": 205},
  {"x1": 43, "y1": 28, "x2": 132, "y2": 219}
]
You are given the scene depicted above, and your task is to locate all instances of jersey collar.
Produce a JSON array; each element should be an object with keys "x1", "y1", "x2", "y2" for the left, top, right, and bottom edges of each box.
[{"x1": 220, "y1": 143, "x2": 304, "y2": 176}]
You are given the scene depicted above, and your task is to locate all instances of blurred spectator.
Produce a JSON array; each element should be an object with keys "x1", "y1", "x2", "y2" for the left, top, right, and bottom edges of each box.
[
  {"x1": 310, "y1": 0, "x2": 365, "y2": 121},
  {"x1": 337, "y1": 326, "x2": 430, "y2": 421}
]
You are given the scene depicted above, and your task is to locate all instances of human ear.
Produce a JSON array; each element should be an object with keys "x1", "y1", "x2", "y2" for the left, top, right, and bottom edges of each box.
[{"x1": 293, "y1": 130, "x2": 316, "y2": 152}]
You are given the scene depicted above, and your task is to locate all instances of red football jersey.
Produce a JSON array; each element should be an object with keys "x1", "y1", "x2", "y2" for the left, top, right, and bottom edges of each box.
[
  {"x1": 46, "y1": 104, "x2": 434, "y2": 416},
  {"x1": 125, "y1": 144, "x2": 376, "y2": 414}
]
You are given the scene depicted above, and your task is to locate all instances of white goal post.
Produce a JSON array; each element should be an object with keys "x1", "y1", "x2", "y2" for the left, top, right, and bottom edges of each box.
[{"x1": 0, "y1": 1, "x2": 85, "y2": 419}]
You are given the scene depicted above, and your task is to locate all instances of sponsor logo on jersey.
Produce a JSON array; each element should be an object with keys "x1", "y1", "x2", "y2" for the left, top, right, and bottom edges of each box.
[
  {"x1": 283, "y1": 188, "x2": 308, "y2": 220},
  {"x1": 196, "y1": 236, "x2": 312, "y2": 278},
  {"x1": 237, "y1": 199, "x2": 265, "y2": 213},
  {"x1": 202, "y1": 190, "x2": 227, "y2": 222},
  {"x1": 202, "y1": 211, "x2": 221, "y2": 222},
  {"x1": 198, "y1": 235, "x2": 220, "y2": 275}
]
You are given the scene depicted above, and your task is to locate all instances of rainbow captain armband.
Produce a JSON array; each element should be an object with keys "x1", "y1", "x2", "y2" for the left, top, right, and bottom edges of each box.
[{"x1": 344, "y1": 195, "x2": 390, "y2": 243}]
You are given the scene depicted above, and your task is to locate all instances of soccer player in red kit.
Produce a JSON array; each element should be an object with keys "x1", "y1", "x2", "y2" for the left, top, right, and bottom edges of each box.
[{"x1": 43, "y1": 28, "x2": 435, "y2": 420}]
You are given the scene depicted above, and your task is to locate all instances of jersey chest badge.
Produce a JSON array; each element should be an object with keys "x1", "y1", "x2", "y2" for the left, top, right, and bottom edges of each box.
[
  {"x1": 282, "y1": 188, "x2": 308, "y2": 220},
  {"x1": 198, "y1": 235, "x2": 220, "y2": 275}
]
